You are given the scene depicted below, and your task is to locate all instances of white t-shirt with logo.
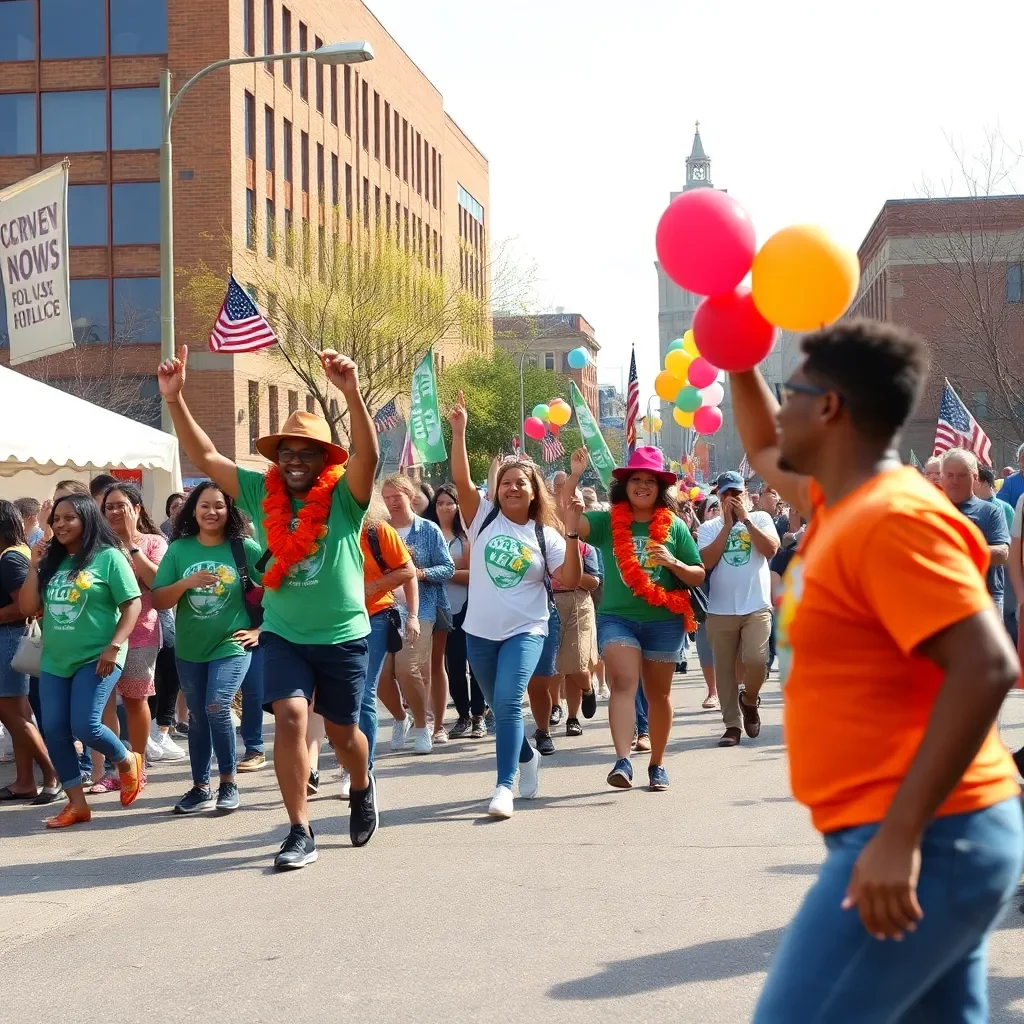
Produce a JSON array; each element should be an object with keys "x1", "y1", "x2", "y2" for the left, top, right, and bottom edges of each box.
[
  {"x1": 696, "y1": 510, "x2": 778, "y2": 616},
  {"x1": 463, "y1": 501, "x2": 566, "y2": 641}
]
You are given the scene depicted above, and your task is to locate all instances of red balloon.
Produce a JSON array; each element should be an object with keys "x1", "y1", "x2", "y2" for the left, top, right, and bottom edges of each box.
[
  {"x1": 524, "y1": 416, "x2": 546, "y2": 441},
  {"x1": 655, "y1": 189, "x2": 757, "y2": 297},
  {"x1": 549, "y1": 422, "x2": 560, "y2": 436},
  {"x1": 692, "y1": 288, "x2": 776, "y2": 372},
  {"x1": 693, "y1": 405, "x2": 723, "y2": 434},
  {"x1": 687, "y1": 356, "x2": 718, "y2": 390}
]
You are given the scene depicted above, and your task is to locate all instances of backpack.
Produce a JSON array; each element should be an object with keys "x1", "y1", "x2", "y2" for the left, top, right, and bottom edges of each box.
[
  {"x1": 480, "y1": 504, "x2": 554, "y2": 607},
  {"x1": 229, "y1": 538, "x2": 264, "y2": 628},
  {"x1": 366, "y1": 525, "x2": 404, "y2": 653}
]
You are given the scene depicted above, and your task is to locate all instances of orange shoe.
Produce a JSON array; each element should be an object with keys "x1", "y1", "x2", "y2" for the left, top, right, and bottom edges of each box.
[
  {"x1": 46, "y1": 803, "x2": 92, "y2": 829},
  {"x1": 119, "y1": 751, "x2": 145, "y2": 807}
]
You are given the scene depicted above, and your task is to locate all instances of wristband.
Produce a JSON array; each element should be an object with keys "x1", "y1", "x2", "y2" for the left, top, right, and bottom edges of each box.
[{"x1": 565, "y1": 532, "x2": 579, "y2": 539}]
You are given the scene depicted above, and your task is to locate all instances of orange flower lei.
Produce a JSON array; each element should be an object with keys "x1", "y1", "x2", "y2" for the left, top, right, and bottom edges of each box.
[
  {"x1": 610, "y1": 501, "x2": 697, "y2": 631},
  {"x1": 260, "y1": 462, "x2": 346, "y2": 590}
]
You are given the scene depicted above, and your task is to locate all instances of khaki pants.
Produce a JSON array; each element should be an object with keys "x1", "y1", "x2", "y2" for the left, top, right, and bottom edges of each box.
[
  {"x1": 395, "y1": 621, "x2": 434, "y2": 686},
  {"x1": 705, "y1": 609, "x2": 772, "y2": 731}
]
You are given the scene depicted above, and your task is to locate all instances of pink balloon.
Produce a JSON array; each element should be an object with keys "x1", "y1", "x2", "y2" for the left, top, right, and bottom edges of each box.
[
  {"x1": 687, "y1": 356, "x2": 718, "y2": 389},
  {"x1": 693, "y1": 405, "x2": 724, "y2": 434},
  {"x1": 655, "y1": 189, "x2": 756, "y2": 297},
  {"x1": 701, "y1": 381, "x2": 725, "y2": 407},
  {"x1": 692, "y1": 287, "x2": 776, "y2": 372},
  {"x1": 524, "y1": 416, "x2": 546, "y2": 441}
]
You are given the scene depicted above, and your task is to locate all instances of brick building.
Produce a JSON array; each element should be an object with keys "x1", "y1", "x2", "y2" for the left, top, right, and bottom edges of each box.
[
  {"x1": 848, "y1": 195, "x2": 1024, "y2": 468},
  {"x1": 492, "y1": 312, "x2": 600, "y2": 415},
  {"x1": 0, "y1": 0, "x2": 489, "y2": 477}
]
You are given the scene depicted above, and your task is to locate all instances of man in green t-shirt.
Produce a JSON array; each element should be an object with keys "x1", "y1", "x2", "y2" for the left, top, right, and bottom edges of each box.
[{"x1": 157, "y1": 345, "x2": 380, "y2": 867}]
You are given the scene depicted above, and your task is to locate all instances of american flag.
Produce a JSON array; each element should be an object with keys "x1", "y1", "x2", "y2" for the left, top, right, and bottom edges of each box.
[
  {"x1": 739, "y1": 454, "x2": 753, "y2": 479},
  {"x1": 511, "y1": 435, "x2": 522, "y2": 456},
  {"x1": 398, "y1": 432, "x2": 418, "y2": 470},
  {"x1": 541, "y1": 431, "x2": 565, "y2": 463},
  {"x1": 625, "y1": 346, "x2": 639, "y2": 454},
  {"x1": 209, "y1": 276, "x2": 278, "y2": 353},
  {"x1": 933, "y1": 380, "x2": 992, "y2": 466},
  {"x1": 373, "y1": 398, "x2": 399, "y2": 433}
]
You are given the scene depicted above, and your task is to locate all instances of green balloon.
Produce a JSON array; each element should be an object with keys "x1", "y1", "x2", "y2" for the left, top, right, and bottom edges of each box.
[
  {"x1": 532, "y1": 403, "x2": 550, "y2": 421},
  {"x1": 675, "y1": 385, "x2": 702, "y2": 413},
  {"x1": 667, "y1": 338, "x2": 685, "y2": 353}
]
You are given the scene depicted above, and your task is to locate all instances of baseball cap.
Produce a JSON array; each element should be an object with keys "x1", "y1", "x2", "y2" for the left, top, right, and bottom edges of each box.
[{"x1": 715, "y1": 471, "x2": 745, "y2": 493}]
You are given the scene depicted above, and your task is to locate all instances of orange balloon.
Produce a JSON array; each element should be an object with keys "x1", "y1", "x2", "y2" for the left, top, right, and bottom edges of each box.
[
  {"x1": 752, "y1": 225, "x2": 860, "y2": 331},
  {"x1": 655, "y1": 370, "x2": 683, "y2": 403},
  {"x1": 665, "y1": 349, "x2": 692, "y2": 380}
]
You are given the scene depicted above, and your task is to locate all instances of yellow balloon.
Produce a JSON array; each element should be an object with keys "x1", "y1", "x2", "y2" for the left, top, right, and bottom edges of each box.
[
  {"x1": 664, "y1": 349, "x2": 692, "y2": 380},
  {"x1": 688, "y1": 486, "x2": 702, "y2": 499},
  {"x1": 652, "y1": 417, "x2": 663, "y2": 432},
  {"x1": 995, "y1": 478, "x2": 1004, "y2": 492},
  {"x1": 547, "y1": 401, "x2": 571, "y2": 427},
  {"x1": 752, "y1": 225, "x2": 861, "y2": 331},
  {"x1": 682, "y1": 329, "x2": 700, "y2": 357},
  {"x1": 673, "y1": 407, "x2": 694, "y2": 427},
  {"x1": 655, "y1": 370, "x2": 683, "y2": 403}
]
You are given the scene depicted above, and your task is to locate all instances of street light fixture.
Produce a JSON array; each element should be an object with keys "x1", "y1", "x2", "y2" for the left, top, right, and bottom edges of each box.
[{"x1": 158, "y1": 41, "x2": 375, "y2": 429}]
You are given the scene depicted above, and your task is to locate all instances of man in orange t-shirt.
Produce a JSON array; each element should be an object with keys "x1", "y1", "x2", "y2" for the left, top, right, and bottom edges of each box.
[{"x1": 730, "y1": 319, "x2": 1023, "y2": 1023}]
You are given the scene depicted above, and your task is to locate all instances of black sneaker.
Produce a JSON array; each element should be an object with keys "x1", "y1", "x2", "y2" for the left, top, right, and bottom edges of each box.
[
  {"x1": 349, "y1": 773, "x2": 379, "y2": 848},
  {"x1": 581, "y1": 687, "x2": 597, "y2": 720},
  {"x1": 448, "y1": 716, "x2": 472, "y2": 739},
  {"x1": 738, "y1": 687, "x2": 761, "y2": 738},
  {"x1": 174, "y1": 786, "x2": 215, "y2": 814},
  {"x1": 549, "y1": 704, "x2": 564, "y2": 727},
  {"x1": 534, "y1": 729, "x2": 555, "y2": 756},
  {"x1": 274, "y1": 824, "x2": 318, "y2": 869},
  {"x1": 565, "y1": 717, "x2": 583, "y2": 737},
  {"x1": 307, "y1": 769, "x2": 320, "y2": 796},
  {"x1": 216, "y1": 781, "x2": 240, "y2": 812}
]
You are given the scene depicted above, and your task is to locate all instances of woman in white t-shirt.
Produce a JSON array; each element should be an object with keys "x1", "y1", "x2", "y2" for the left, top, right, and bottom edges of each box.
[{"x1": 448, "y1": 393, "x2": 583, "y2": 818}]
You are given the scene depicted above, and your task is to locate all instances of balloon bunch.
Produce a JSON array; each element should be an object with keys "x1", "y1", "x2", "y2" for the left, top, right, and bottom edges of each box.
[
  {"x1": 655, "y1": 189, "x2": 860, "y2": 372},
  {"x1": 642, "y1": 414, "x2": 664, "y2": 434},
  {"x1": 525, "y1": 397, "x2": 572, "y2": 441},
  {"x1": 654, "y1": 329, "x2": 726, "y2": 435}
]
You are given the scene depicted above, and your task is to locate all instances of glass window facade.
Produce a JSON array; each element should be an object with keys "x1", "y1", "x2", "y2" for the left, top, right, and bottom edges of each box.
[
  {"x1": 110, "y1": 0, "x2": 167, "y2": 55},
  {"x1": 112, "y1": 182, "x2": 159, "y2": 244},
  {"x1": 0, "y1": 93, "x2": 36, "y2": 155},
  {"x1": 68, "y1": 184, "x2": 108, "y2": 246},
  {"x1": 70, "y1": 278, "x2": 110, "y2": 344},
  {"x1": 113, "y1": 277, "x2": 160, "y2": 342},
  {"x1": 40, "y1": 0, "x2": 106, "y2": 59},
  {"x1": 0, "y1": 1, "x2": 35, "y2": 61},
  {"x1": 112, "y1": 88, "x2": 160, "y2": 149},
  {"x1": 42, "y1": 90, "x2": 106, "y2": 153}
]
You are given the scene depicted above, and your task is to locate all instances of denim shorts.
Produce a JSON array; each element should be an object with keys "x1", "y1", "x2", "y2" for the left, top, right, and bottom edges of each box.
[
  {"x1": 259, "y1": 630, "x2": 368, "y2": 727},
  {"x1": 0, "y1": 626, "x2": 31, "y2": 698},
  {"x1": 597, "y1": 613, "x2": 684, "y2": 662},
  {"x1": 533, "y1": 605, "x2": 561, "y2": 677}
]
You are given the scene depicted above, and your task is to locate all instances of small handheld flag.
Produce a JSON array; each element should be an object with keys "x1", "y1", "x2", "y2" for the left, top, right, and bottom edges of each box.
[{"x1": 209, "y1": 275, "x2": 278, "y2": 353}]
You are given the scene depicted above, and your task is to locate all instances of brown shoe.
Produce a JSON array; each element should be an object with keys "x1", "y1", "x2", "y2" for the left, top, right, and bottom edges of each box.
[
  {"x1": 739, "y1": 688, "x2": 761, "y2": 738},
  {"x1": 717, "y1": 727, "x2": 742, "y2": 747},
  {"x1": 634, "y1": 733, "x2": 652, "y2": 752}
]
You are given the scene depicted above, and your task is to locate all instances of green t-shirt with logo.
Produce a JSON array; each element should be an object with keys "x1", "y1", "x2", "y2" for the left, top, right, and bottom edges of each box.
[
  {"x1": 584, "y1": 509, "x2": 701, "y2": 622},
  {"x1": 237, "y1": 467, "x2": 370, "y2": 645},
  {"x1": 41, "y1": 547, "x2": 142, "y2": 678},
  {"x1": 153, "y1": 536, "x2": 263, "y2": 663}
]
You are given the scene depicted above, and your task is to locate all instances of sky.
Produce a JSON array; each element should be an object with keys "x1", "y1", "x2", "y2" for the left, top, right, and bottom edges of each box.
[{"x1": 365, "y1": 0, "x2": 1024, "y2": 398}]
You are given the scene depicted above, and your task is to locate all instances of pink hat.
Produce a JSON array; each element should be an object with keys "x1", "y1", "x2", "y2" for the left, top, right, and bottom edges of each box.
[{"x1": 611, "y1": 446, "x2": 676, "y2": 486}]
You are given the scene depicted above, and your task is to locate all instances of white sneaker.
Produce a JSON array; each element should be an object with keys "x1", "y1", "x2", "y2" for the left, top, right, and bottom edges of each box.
[
  {"x1": 230, "y1": 709, "x2": 242, "y2": 729},
  {"x1": 411, "y1": 727, "x2": 433, "y2": 755},
  {"x1": 488, "y1": 785, "x2": 515, "y2": 818},
  {"x1": 145, "y1": 736, "x2": 163, "y2": 762},
  {"x1": 156, "y1": 731, "x2": 187, "y2": 761},
  {"x1": 432, "y1": 727, "x2": 449, "y2": 745},
  {"x1": 390, "y1": 716, "x2": 411, "y2": 750},
  {"x1": 518, "y1": 742, "x2": 541, "y2": 799},
  {"x1": 338, "y1": 767, "x2": 351, "y2": 800}
]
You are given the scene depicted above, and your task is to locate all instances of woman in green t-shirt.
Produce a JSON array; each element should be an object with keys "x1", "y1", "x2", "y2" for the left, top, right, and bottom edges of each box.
[
  {"x1": 569, "y1": 446, "x2": 705, "y2": 793},
  {"x1": 152, "y1": 482, "x2": 262, "y2": 815},
  {"x1": 20, "y1": 494, "x2": 145, "y2": 828}
]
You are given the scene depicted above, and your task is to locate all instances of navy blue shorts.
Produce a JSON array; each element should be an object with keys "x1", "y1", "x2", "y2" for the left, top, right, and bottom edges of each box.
[
  {"x1": 259, "y1": 630, "x2": 368, "y2": 727},
  {"x1": 533, "y1": 605, "x2": 561, "y2": 677}
]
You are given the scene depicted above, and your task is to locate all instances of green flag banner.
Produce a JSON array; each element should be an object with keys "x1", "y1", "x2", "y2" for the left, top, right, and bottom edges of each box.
[
  {"x1": 409, "y1": 349, "x2": 448, "y2": 464},
  {"x1": 569, "y1": 381, "x2": 616, "y2": 488}
]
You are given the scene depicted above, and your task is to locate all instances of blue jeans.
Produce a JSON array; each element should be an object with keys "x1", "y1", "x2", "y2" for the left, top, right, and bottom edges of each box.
[
  {"x1": 363, "y1": 611, "x2": 390, "y2": 771},
  {"x1": 239, "y1": 645, "x2": 264, "y2": 754},
  {"x1": 466, "y1": 631, "x2": 545, "y2": 788},
  {"x1": 754, "y1": 798, "x2": 1024, "y2": 1023},
  {"x1": 597, "y1": 613, "x2": 684, "y2": 661},
  {"x1": 176, "y1": 653, "x2": 251, "y2": 786},
  {"x1": 767, "y1": 611, "x2": 777, "y2": 673},
  {"x1": 635, "y1": 681, "x2": 649, "y2": 735},
  {"x1": 39, "y1": 662, "x2": 128, "y2": 790}
]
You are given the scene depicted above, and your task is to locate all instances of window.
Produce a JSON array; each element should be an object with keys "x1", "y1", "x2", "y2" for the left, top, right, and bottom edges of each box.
[
  {"x1": 973, "y1": 390, "x2": 990, "y2": 418},
  {"x1": 544, "y1": 352, "x2": 556, "y2": 371},
  {"x1": 436, "y1": 153, "x2": 442, "y2": 209},
  {"x1": 300, "y1": 131, "x2": 308, "y2": 192},
  {"x1": 288, "y1": 390, "x2": 298, "y2": 415},
  {"x1": 263, "y1": 0, "x2": 273, "y2": 57},
  {"x1": 266, "y1": 199, "x2": 275, "y2": 257},
  {"x1": 242, "y1": 0, "x2": 254, "y2": 55},
  {"x1": 375, "y1": 186, "x2": 380, "y2": 227},
  {"x1": 248, "y1": 382, "x2": 260, "y2": 454},
  {"x1": 298, "y1": 22, "x2": 307, "y2": 100},
  {"x1": 305, "y1": 394, "x2": 315, "y2": 414},
  {"x1": 315, "y1": 36, "x2": 324, "y2": 112},
  {"x1": 343, "y1": 66, "x2": 351, "y2": 136},
  {"x1": 264, "y1": 107, "x2": 274, "y2": 171},
  {"x1": 331, "y1": 154, "x2": 338, "y2": 205},
  {"x1": 1007, "y1": 264, "x2": 1023, "y2": 304},
  {"x1": 283, "y1": 119, "x2": 292, "y2": 182},
  {"x1": 403, "y1": 207, "x2": 408, "y2": 250},
  {"x1": 112, "y1": 182, "x2": 159, "y2": 244},
  {"x1": 345, "y1": 163, "x2": 352, "y2": 220},
  {"x1": 361, "y1": 81, "x2": 369, "y2": 150},
  {"x1": 362, "y1": 177, "x2": 369, "y2": 228},
  {"x1": 268, "y1": 386, "x2": 279, "y2": 434},
  {"x1": 317, "y1": 224, "x2": 325, "y2": 279},
  {"x1": 69, "y1": 278, "x2": 110, "y2": 343},
  {"x1": 415, "y1": 132, "x2": 421, "y2": 194},
  {"x1": 0, "y1": 2, "x2": 35, "y2": 61},
  {"x1": 41, "y1": 0, "x2": 105, "y2": 58},
  {"x1": 384, "y1": 101, "x2": 391, "y2": 168},
  {"x1": 316, "y1": 143, "x2": 324, "y2": 201},
  {"x1": 281, "y1": 7, "x2": 291, "y2": 86},
  {"x1": 0, "y1": 94, "x2": 36, "y2": 155},
  {"x1": 68, "y1": 185, "x2": 108, "y2": 246},
  {"x1": 244, "y1": 92, "x2": 255, "y2": 160},
  {"x1": 111, "y1": 0, "x2": 167, "y2": 55},
  {"x1": 245, "y1": 189, "x2": 256, "y2": 249},
  {"x1": 42, "y1": 90, "x2": 105, "y2": 153},
  {"x1": 373, "y1": 92, "x2": 380, "y2": 160},
  {"x1": 329, "y1": 65, "x2": 338, "y2": 125},
  {"x1": 112, "y1": 88, "x2": 161, "y2": 149},
  {"x1": 432, "y1": 148, "x2": 438, "y2": 207},
  {"x1": 284, "y1": 208, "x2": 293, "y2": 265},
  {"x1": 385, "y1": 197, "x2": 391, "y2": 235},
  {"x1": 402, "y1": 118, "x2": 408, "y2": 181},
  {"x1": 423, "y1": 140, "x2": 429, "y2": 198},
  {"x1": 114, "y1": 277, "x2": 160, "y2": 343}
]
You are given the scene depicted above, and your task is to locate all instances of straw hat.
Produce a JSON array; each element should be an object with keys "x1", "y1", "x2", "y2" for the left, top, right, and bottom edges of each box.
[{"x1": 254, "y1": 411, "x2": 348, "y2": 464}]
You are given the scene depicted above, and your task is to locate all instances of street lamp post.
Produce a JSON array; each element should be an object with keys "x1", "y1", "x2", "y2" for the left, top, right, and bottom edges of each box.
[
  {"x1": 518, "y1": 340, "x2": 538, "y2": 452},
  {"x1": 159, "y1": 41, "x2": 374, "y2": 430},
  {"x1": 645, "y1": 394, "x2": 660, "y2": 446}
]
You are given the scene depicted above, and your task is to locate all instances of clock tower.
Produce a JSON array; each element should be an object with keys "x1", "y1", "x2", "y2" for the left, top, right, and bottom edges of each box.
[{"x1": 683, "y1": 121, "x2": 713, "y2": 191}]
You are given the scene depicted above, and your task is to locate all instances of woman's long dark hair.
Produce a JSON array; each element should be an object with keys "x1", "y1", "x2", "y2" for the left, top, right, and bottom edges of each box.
[
  {"x1": 0, "y1": 499, "x2": 26, "y2": 549},
  {"x1": 424, "y1": 483, "x2": 466, "y2": 538},
  {"x1": 171, "y1": 482, "x2": 248, "y2": 542},
  {"x1": 39, "y1": 494, "x2": 124, "y2": 592},
  {"x1": 102, "y1": 482, "x2": 161, "y2": 535},
  {"x1": 608, "y1": 473, "x2": 679, "y2": 514}
]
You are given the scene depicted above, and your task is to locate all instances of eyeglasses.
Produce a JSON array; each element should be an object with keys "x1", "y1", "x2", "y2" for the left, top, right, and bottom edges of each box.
[{"x1": 277, "y1": 448, "x2": 323, "y2": 465}]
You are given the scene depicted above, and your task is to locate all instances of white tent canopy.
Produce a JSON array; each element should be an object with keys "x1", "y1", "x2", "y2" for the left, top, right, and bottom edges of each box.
[{"x1": 0, "y1": 363, "x2": 182, "y2": 509}]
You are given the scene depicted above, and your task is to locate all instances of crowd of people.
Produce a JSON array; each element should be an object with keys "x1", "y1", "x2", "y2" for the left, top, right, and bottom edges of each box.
[{"x1": 1, "y1": 321, "x2": 1023, "y2": 1019}]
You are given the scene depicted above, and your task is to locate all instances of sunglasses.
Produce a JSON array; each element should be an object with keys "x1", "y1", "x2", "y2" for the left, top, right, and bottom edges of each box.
[
  {"x1": 781, "y1": 380, "x2": 843, "y2": 405},
  {"x1": 278, "y1": 448, "x2": 324, "y2": 464}
]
